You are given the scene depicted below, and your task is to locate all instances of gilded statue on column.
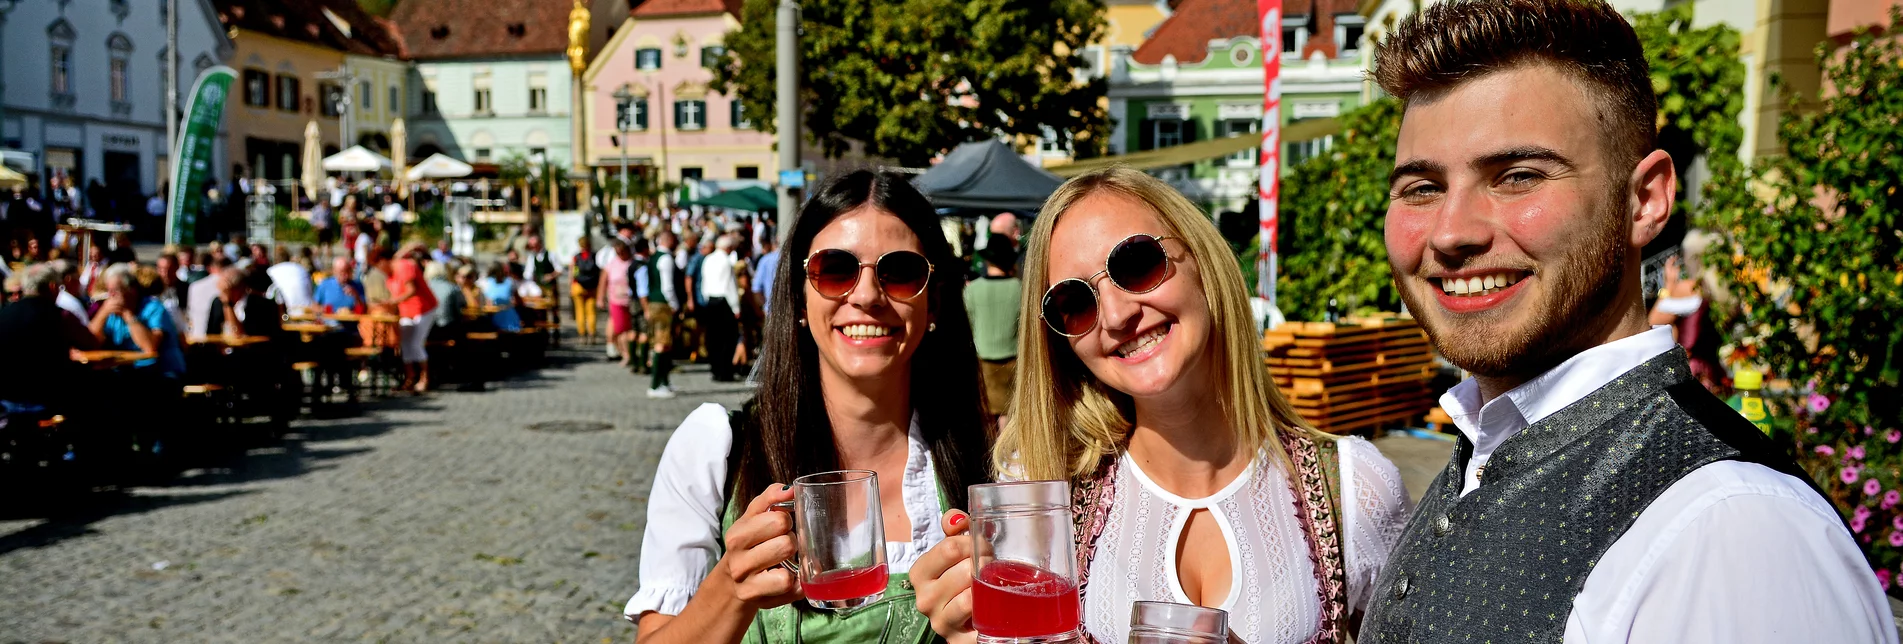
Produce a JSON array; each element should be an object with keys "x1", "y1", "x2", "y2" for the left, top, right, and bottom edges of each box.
[{"x1": 567, "y1": 0, "x2": 591, "y2": 75}]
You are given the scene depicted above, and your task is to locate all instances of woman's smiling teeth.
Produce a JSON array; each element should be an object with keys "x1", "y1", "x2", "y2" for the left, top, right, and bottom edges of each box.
[
  {"x1": 839, "y1": 324, "x2": 897, "y2": 340},
  {"x1": 1113, "y1": 325, "x2": 1170, "y2": 358},
  {"x1": 1437, "y1": 271, "x2": 1526, "y2": 297}
]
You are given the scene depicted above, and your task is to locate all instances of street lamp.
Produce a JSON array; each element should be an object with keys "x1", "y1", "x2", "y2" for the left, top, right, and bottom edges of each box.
[{"x1": 612, "y1": 86, "x2": 633, "y2": 217}]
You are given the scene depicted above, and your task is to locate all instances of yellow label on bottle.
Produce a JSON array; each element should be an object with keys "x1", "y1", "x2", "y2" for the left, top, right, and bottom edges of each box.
[{"x1": 1741, "y1": 398, "x2": 1770, "y2": 434}]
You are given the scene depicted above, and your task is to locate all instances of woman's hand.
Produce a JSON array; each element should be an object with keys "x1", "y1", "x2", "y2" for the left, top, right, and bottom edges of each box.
[
  {"x1": 913, "y1": 510, "x2": 977, "y2": 644},
  {"x1": 721, "y1": 485, "x2": 804, "y2": 610}
]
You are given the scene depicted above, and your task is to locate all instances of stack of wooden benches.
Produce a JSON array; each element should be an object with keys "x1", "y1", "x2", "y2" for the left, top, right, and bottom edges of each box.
[{"x1": 1263, "y1": 317, "x2": 1438, "y2": 434}]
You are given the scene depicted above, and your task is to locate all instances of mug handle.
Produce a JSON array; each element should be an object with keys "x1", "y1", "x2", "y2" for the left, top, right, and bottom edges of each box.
[{"x1": 769, "y1": 499, "x2": 801, "y2": 575}]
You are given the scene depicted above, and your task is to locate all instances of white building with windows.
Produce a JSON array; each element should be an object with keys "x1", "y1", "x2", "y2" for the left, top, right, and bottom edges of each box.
[
  {"x1": 391, "y1": 0, "x2": 577, "y2": 175},
  {"x1": 1, "y1": 0, "x2": 231, "y2": 216}
]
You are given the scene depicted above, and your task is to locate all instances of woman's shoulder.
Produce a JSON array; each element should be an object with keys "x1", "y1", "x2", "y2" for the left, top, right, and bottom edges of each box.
[{"x1": 659, "y1": 403, "x2": 738, "y2": 468}]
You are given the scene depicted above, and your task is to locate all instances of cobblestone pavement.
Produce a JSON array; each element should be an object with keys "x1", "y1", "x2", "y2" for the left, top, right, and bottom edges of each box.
[
  {"x1": 0, "y1": 337, "x2": 1456, "y2": 644},
  {"x1": 0, "y1": 345, "x2": 754, "y2": 643}
]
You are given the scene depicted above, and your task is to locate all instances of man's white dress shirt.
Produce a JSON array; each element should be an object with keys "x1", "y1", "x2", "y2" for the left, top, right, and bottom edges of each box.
[{"x1": 1440, "y1": 326, "x2": 1895, "y2": 643}]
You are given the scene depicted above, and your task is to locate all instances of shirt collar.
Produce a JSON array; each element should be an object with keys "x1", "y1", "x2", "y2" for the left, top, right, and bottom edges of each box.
[{"x1": 1440, "y1": 326, "x2": 1678, "y2": 455}]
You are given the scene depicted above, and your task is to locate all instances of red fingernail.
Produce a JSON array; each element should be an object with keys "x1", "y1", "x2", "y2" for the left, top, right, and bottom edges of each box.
[{"x1": 949, "y1": 513, "x2": 966, "y2": 527}]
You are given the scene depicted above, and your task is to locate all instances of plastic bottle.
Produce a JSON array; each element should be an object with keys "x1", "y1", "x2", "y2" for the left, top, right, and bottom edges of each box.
[{"x1": 1730, "y1": 369, "x2": 1772, "y2": 435}]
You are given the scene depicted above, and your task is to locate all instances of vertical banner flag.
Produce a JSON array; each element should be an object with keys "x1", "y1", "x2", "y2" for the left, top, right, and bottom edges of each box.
[
  {"x1": 166, "y1": 66, "x2": 237, "y2": 245},
  {"x1": 1257, "y1": 0, "x2": 1282, "y2": 306}
]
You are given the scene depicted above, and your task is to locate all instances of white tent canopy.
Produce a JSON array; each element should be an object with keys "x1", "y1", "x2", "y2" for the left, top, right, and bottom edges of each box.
[
  {"x1": 322, "y1": 145, "x2": 393, "y2": 173},
  {"x1": 405, "y1": 153, "x2": 473, "y2": 181}
]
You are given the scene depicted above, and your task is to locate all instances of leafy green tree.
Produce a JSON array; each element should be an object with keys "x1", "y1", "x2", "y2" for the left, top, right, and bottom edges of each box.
[
  {"x1": 1273, "y1": 97, "x2": 1404, "y2": 322},
  {"x1": 1701, "y1": 9, "x2": 1903, "y2": 432},
  {"x1": 713, "y1": 0, "x2": 1110, "y2": 166},
  {"x1": 1634, "y1": 5, "x2": 1747, "y2": 212}
]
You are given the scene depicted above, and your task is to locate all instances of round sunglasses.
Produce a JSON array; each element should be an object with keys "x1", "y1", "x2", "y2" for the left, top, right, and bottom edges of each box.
[
  {"x1": 1040, "y1": 233, "x2": 1177, "y2": 337},
  {"x1": 804, "y1": 248, "x2": 935, "y2": 301}
]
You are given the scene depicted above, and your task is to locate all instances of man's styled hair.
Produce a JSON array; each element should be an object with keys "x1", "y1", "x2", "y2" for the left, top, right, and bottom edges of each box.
[{"x1": 1373, "y1": 0, "x2": 1657, "y2": 168}]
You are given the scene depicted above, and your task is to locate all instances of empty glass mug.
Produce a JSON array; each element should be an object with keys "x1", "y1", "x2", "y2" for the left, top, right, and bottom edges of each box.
[
  {"x1": 968, "y1": 480, "x2": 1082, "y2": 644},
  {"x1": 773, "y1": 470, "x2": 889, "y2": 610},
  {"x1": 1127, "y1": 601, "x2": 1229, "y2": 643}
]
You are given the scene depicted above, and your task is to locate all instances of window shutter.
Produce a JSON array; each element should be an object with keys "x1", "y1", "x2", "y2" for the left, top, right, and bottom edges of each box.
[
  {"x1": 673, "y1": 102, "x2": 683, "y2": 129},
  {"x1": 1138, "y1": 119, "x2": 1154, "y2": 151},
  {"x1": 1181, "y1": 118, "x2": 1200, "y2": 144}
]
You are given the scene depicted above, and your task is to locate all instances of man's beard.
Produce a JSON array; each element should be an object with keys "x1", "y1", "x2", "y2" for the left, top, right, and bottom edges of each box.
[{"x1": 1396, "y1": 198, "x2": 1630, "y2": 381}]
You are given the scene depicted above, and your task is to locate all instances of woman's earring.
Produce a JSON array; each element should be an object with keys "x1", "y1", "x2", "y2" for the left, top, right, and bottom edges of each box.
[
  {"x1": 928, "y1": 322, "x2": 937, "y2": 332},
  {"x1": 797, "y1": 319, "x2": 807, "y2": 327}
]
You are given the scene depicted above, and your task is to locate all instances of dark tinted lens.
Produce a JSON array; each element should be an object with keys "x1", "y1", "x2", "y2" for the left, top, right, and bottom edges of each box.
[
  {"x1": 807, "y1": 249, "x2": 861, "y2": 298},
  {"x1": 876, "y1": 251, "x2": 932, "y2": 299},
  {"x1": 1107, "y1": 235, "x2": 1170, "y2": 293},
  {"x1": 1041, "y1": 279, "x2": 1098, "y2": 336}
]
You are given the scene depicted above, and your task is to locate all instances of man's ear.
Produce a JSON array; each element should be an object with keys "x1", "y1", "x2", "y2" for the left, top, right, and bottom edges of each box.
[{"x1": 1628, "y1": 149, "x2": 1676, "y2": 249}]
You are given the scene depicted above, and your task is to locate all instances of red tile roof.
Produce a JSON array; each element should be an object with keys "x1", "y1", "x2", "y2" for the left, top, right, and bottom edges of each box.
[
  {"x1": 390, "y1": 0, "x2": 576, "y2": 60},
  {"x1": 215, "y1": 0, "x2": 405, "y2": 57},
  {"x1": 631, "y1": 0, "x2": 742, "y2": 18},
  {"x1": 1131, "y1": 0, "x2": 1352, "y2": 65}
]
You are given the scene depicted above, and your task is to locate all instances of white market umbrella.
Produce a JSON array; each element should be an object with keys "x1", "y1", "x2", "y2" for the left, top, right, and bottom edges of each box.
[
  {"x1": 404, "y1": 153, "x2": 473, "y2": 181},
  {"x1": 0, "y1": 164, "x2": 25, "y2": 190},
  {"x1": 322, "y1": 145, "x2": 393, "y2": 173},
  {"x1": 300, "y1": 121, "x2": 324, "y2": 202}
]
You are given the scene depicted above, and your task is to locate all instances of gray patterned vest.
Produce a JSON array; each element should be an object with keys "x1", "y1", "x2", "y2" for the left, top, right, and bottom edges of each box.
[{"x1": 1358, "y1": 348, "x2": 1822, "y2": 643}]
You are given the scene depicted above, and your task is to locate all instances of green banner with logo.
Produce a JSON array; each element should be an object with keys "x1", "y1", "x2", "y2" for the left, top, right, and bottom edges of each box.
[{"x1": 166, "y1": 66, "x2": 236, "y2": 245}]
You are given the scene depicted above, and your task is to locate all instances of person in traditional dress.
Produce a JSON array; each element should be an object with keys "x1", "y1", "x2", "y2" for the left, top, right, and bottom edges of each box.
[
  {"x1": 913, "y1": 168, "x2": 1413, "y2": 644},
  {"x1": 625, "y1": 171, "x2": 992, "y2": 643},
  {"x1": 1355, "y1": 2, "x2": 1893, "y2": 642}
]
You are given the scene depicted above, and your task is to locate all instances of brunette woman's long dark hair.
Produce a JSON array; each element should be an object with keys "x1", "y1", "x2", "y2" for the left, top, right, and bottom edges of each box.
[{"x1": 733, "y1": 171, "x2": 991, "y2": 512}]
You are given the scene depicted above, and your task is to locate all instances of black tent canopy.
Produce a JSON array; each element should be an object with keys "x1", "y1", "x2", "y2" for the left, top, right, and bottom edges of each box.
[{"x1": 915, "y1": 139, "x2": 1064, "y2": 212}]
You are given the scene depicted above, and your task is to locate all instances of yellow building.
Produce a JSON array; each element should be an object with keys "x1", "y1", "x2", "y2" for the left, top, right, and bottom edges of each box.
[{"x1": 214, "y1": 0, "x2": 404, "y2": 182}]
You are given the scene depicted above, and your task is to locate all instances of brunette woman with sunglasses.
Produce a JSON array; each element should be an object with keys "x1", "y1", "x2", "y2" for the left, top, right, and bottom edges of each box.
[
  {"x1": 624, "y1": 171, "x2": 991, "y2": 644},
  {"x1": 913, "y1": 168, "x2": 1412, "y2": 644}
]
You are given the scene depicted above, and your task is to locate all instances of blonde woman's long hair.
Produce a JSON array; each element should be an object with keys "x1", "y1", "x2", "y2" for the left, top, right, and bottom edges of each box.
[{"x1": 995, "y1": 167, "x2": 1326, "y2": 482}]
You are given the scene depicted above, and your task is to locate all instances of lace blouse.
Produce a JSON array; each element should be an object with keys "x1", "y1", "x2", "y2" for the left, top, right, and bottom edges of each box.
[{"x1": 1082, "y1": 437, "x2": 1411, "y2": 644}]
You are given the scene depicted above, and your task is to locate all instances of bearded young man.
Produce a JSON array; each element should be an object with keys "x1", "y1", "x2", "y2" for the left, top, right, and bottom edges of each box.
[{"x1": 1358, "y1": 2, "x2": 1894, "y2": 643}]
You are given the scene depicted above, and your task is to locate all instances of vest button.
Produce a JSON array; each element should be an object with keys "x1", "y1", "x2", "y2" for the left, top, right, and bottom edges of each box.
[
  {"x1": 1434, "y1": 513, "x2": 1453, "y2": 536},
  {"x1": 1392, "y1": 573, "x2": 1412, "y2": 600}
]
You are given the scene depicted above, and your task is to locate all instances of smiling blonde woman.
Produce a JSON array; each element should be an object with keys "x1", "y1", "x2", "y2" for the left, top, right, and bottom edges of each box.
[{"x1": 914, "y1": 168, "x2": 1412, "y2": 644}]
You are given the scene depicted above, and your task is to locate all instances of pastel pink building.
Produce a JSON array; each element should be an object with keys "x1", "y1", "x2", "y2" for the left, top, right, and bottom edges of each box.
[{"x1": 583, "y1": 0, "x2": 775, "y2": 194}]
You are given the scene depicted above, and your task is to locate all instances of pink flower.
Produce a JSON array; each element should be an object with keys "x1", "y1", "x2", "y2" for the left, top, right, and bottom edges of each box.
[
  {"x1": 1865, "y1": 479, "x2": 1882, "y2": 496},
  {"x1": 1850, "y1": 446, "x2": 1867, "y2": 460},
  {"x1": 1867, "y1": 426, "x2": 1877, "y2": 436},
  {"x1": 1817, "y1": 445, "x2": 1837, "y2": 456},
  {"x1": 1887, "y1": 430, "x2": 1900, "y2": 444},
  {"x1": 1853, "y1": 515, "x2": 1868, "y2": 533},
  {"x1": 1842, "y1": 466, "x2": 1861, "y2": 484},
  {"x1": 1809, "y1": 427, "x2": 1821, "y2": 435},
  {"x1": 1890, "y1": 531, "x2": 1903, "y2": 548},
  {"x1": 1884, "y1": 490, "x2": 1901, "y2": 509},
  {"x1": 1881, "y1": 569, "x2": 1895, "y2": 590},
  {"x1": 1807, "y1": 394, "x2": 1832, "y2": 414},
  {"x1": 1893, "y1": 515, "x2": 1903, "y2": 532},
  {"x1": 1855, "y1": 505, "x2": 1873, "y2": 521}
]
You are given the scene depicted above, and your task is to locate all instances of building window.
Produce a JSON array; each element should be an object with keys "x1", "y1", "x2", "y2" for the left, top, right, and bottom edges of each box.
[
  {"x1": 1038, "y1": 125, "x2": 1068, "y2": 155},
  {"x1": 474, "y1": 88, "x2": 493, "y2": 114},
  {"x1": 736, "y1": 165, "x2": 759, "y2": 180},
  {"x1": 700, "y1": 45, "x2": 725, "y2": 68},
  {"x1": 389, "y1": 85, "x2": 401, "y2": 114},
  {"x1": 681, "y1": 167, "x2": 703, "y2": 180},
  {"x1": 730, "y1": 100, "x2": 751, "y2": 129},
  {"x1": 1224, "y1": 118, "x2": 1258, "y2": 165},
  {"x1": 1153, "y1": 119, "x2": 1184, "y2": 149},
  {"x1": 50, "y1": 45, "x2": 72, "y2": 96},
  {"x1": 244, "y1": 69, "x2": 270, "y2": 107},
  {"x1": 529, "y1": 87, "x2": 547, "y2": 113},
  {"x1": 529, "y1": 147, "x2": 547, "y2": 159},
  {"x1": 420, "y1": 89, "x2": 438, "y2": 114},
  {"x1": 276, "y1": 75, "x2": 301, "y2": 112},
  {"x1": 617, "y1": 97, "x2": 649, "y2": 131},
  {"x1": 474, "y1": 147, "x2": 491, "y2": 161},
  {"x1": 359, "y1": 80, "x2": 373, "y2": 111},
  {"x1": 1286, "y1": 135, "x2": 1334, "y2": 168},
  {"x1": 674, "y1": 100, "x2": 707, "y2": 130},
  {"x1": 110, "y1": 59, "x2": 129, "y2": 102},
  {"x1": 1282, "y1": 17, "x2": 1308, "y2": 58},
  {"x1": 1335, "y1": 15, "x2": 1366, "y2": 58},
  {"x1": 319, "y1": 82, "x2": 344, "y2": 117},
  {"x1": 636, "y1": 48, "x2": 662, "y2": 70}
]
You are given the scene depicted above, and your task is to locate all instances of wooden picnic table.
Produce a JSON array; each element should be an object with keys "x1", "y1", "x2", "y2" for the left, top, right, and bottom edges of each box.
[
  {"x1": 188, "y1": 334, "x2": 273, "y2": 348},
  {"x1": 323, "y1": 311, "x2": 400, "y2": 324},
  {"x1": 73, "y1": 349, "x2": 154, "y2": 368},
  {"x1": 283, "y1": 322, "x2": 333, "y2": 341}
]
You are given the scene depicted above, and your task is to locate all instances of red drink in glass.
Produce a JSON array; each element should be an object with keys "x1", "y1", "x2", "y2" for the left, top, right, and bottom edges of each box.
[
  {"x1": 802, "y1": 563, "x2": 889, "y2": 602},
  {"x1": 972, "y1": 560, "x2": 1081, "y2": 638}
]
